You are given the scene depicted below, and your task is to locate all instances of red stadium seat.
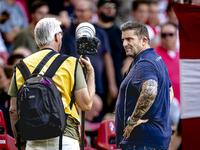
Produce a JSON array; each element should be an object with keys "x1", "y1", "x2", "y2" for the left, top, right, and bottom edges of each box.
[
  {"x1": 97, "y1": 120, "x2": 121, "y2": 150},
  {"x1": 0, "y1": 110, "x2": 17, "y2": 150}
]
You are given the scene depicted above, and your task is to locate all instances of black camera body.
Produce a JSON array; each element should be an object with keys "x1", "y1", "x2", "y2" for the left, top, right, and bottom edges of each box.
[{"x1": 77, "y1": 36, "x2": 99, "y2": 55}]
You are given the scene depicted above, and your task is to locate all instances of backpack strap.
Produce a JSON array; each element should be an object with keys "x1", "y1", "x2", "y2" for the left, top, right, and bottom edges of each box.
[
  {"x1": 32, "y1": 50, "x2": 57, "y2": 74},
  {"x1": 44, "y1": 54, "x2": 69, "y2": 78},
  {"x1": 45, "y1": 54, "x2": 77, "y2": 110},
  {"x1": 16, "y1": 50, "x2": 57, "y2": 81},
  {"x1": 16, "y1": 60, "x2": 31, "y2": 81}
]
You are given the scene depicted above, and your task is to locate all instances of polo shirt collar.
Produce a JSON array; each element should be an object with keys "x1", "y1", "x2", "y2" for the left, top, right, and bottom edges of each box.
[{"x1": 133, "y1": 47, "x2": 155, "y2": 64}]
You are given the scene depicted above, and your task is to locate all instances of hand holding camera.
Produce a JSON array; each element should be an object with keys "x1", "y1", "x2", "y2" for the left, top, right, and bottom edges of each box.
[{"x1": 79, "y1": 55, "x2": 94, "y2": 75}]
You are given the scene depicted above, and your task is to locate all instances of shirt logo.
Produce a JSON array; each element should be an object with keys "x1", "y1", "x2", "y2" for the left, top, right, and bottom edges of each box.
[{"x1": 156, "y1": 56, "x2": 162, "y2": 61}]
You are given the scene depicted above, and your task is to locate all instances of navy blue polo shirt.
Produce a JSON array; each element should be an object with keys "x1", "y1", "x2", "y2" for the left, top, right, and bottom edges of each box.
[{"x1": 115, "y1": 48, "x2": 172, "y2": 149}]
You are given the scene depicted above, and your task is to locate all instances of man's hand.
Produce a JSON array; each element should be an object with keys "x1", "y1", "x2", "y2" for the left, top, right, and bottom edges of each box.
[
  {"x1": 123, "y1": 119, "x2": 148, "y2": 139},
  {"x1": 79, "y1": 55, "x2": 94, "y2": 74}
]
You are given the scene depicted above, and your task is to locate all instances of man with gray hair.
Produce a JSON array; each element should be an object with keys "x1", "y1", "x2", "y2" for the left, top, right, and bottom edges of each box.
[
  {"x1": 9, "y1": 18, "x2": 95, "y2": 150},
  {"x1": 115, "y1": 21, "x2": 174, "y2": 150}
]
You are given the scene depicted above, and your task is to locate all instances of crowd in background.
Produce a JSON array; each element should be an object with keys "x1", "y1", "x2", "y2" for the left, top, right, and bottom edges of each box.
[{"x1": 1, "y1": 0, "x2": 199, "y2": 149}]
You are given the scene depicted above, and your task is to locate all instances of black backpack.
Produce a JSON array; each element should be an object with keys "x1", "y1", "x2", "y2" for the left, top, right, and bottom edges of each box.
[{"x1": 15, "y1": 51, "x2": 71, "y2": 149}]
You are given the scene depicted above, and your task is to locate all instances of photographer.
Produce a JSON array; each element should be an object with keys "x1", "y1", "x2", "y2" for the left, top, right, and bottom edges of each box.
[{"x1": 9, "y1": 18, "x2": 95, "y2": 150}]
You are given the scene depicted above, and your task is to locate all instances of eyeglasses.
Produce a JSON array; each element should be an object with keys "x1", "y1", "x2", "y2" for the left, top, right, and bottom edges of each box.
[
  {"x1": 161, "y1": 33, "x2": 176, "y2": 38},
  {"x1": 55, "y1": 31, "x2": 64, "y2": 38}
]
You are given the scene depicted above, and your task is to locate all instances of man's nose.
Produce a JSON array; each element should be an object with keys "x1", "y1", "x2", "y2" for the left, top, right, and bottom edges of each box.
[{"x1": 123, "y1": 40, "x2": 128, "y2": 47}]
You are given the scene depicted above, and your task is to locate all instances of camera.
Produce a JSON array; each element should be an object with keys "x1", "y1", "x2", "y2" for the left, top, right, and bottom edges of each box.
[{"x1": 75, "y1": 22, "x2": 99, "y2": 55}]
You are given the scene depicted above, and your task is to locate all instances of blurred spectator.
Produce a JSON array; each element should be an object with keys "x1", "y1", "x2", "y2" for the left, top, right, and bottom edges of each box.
[
  {"x1": 115, "y1": 0, "x2": 133, "y2": 28},
  {"x1": 132, "y1": 0, "x2": 156, "y2": 42},
  {"x1": 12, "y1": 0, "x2": 49, "y2": 53},
  {"x1": 147, "y1": 1, "x2": 160, "y2": 27},
  {"x1": 155, "y1": 22, "x2": 180, "y2": 106},
  {"x1": 7, "y1": 46, "x2": 32, "y2": 66},
  {"x1": 61, "y1": 0, "x2": 118, "y2": 120},
  {"x1": 26, "y1": 0, "x2": 71, "y2": 29},
  {"x1": 96, "y1": 0, "x2": 132, "y2": 113},
  {"x1": 0, "y1": 0, "x2": 28, "y2": 53},
  {"x1": 0, "y1": 65, "x2": 14, "y2": 137}
]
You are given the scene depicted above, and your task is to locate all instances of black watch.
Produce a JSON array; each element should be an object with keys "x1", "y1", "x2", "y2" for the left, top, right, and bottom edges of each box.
[{"x1": 127, "y1": 116, "x2": 137, "y2": 126}]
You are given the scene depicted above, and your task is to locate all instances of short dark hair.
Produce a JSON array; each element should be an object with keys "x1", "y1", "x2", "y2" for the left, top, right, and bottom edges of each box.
[
  {"x1": 97, "y1": 0, "x2": 119, "y2": 8},
  {"x1": 121, "y1": 21, "x2": 150, "y2": 45},
  {"x1": 8, "y1": 53, "x2": 25, "y2": 65},
  {"x1": 29, "y1": 0, "x2": 48, "y2": 14},
  {"x1": 132, "y1": 0, "x2": 150, "y2": 11}
]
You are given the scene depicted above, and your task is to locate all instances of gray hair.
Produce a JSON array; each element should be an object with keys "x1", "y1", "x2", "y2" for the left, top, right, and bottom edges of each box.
[
  {"x1": 121, "y1": 21, "x2": 150, "y2": 45},
  {"x1": 34, "y1": 18, "x2": 62, "y2": 47}
]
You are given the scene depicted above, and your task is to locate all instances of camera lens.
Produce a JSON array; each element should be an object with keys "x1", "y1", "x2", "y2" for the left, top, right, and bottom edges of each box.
[{"x1": 75, "y1": 22, "x2": 96, "y2": 39}]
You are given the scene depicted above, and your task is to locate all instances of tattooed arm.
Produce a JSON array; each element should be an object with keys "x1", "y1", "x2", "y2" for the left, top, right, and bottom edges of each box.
[
  {"x1": 123, "y1": 79, "x2": 158, "y2": 139},
  {"x1": 130, "y1": 79, "x2": 158, "y2": 123}
]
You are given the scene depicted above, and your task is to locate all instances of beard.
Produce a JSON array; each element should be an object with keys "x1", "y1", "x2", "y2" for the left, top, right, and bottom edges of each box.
[{"x1": 100, "y1": 13, "x2": 115, "y2": 22}]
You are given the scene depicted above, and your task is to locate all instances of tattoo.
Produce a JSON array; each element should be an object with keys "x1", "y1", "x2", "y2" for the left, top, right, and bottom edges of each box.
[{"x1": 131, "y1": 79, "x2": 158, "y2": 121}]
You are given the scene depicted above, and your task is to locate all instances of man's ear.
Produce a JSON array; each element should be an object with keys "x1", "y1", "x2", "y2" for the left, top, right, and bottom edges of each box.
[
  {"x1": 142, "y1": 37, "x2": 148, "y2": 46},
  {"x1": 55, "y1": 33, "x2": 59, "y2": 42}
]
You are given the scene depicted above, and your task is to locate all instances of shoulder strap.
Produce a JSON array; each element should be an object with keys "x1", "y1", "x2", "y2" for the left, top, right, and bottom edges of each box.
[
  {"x1": 15, "y1": 50, "x2": 57, "y2": 81},
  {"x1": 45, "y1": 54, "x2": 78, "y2": 110},
  {"x1": 32, "y1": 50, "x2": 57, "y2": 74},
  {"x1": 44, "y1": 54, "x2": 69, "y2": 78},
  {"x1": 69, "y1": 58, "x2": 78, "y2": 109},
  {"x1": 16, "y1": 60, "x2": 31, "y2": 81}
]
